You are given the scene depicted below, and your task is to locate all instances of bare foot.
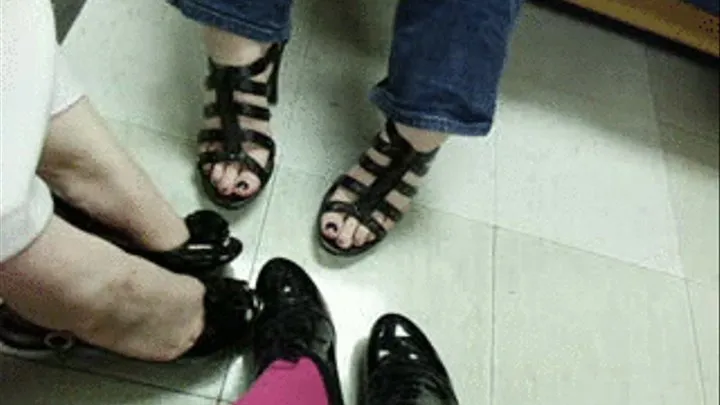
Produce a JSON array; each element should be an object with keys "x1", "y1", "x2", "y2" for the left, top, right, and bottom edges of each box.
[
  {"x1": 320, "y1": 123, "x2": 447, "y2": 251},
  {"x1": 0, "y1": 216, "x2": 205, "y2": 362}
]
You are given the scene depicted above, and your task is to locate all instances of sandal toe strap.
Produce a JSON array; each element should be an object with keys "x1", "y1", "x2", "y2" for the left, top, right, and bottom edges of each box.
[
  {"x1": 243, "y1": 129, "x2": 277, "y2": 158},
  {"x1": 339, "y1": 174, "x2": 368, "y2": 196},
  {"x1": 241, "y1": 155, "x2": 272, "y2": 184},
  {"x1": 197, "y1": 129, "x2": 225, "y2": 144},
  {"x1": 321, "y1": 199, "x2": 388, "y2": 243},
  {"x1": 322, "y1": 199, "x2": 358, "y2": 217},
  {"x1": 197, "y1": 150, "x2": 272, "y2": 183},
  {"x1": 203, "y1": 103, "x2": 271, "y2": 122},
  {"x1": 364, "y1": 216, "x2": 388, "y2": 241},
  {"x1": 375, "y1": 200, "x2": 403, "y2": 223}
]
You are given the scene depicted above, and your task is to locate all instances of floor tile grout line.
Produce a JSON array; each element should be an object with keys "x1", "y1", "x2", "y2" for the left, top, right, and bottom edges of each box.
[
  {"x1": 0, "y1": 353, "x2": 219, "y2": 401},
  {"x1": 214, "y1": 360, "x2": 233, "y2": 404},
  {"x1": 683, "y1": 280, "x2": 709, "y2": 405},
  {"x1": 491, "y1": 134, "x2": 500, "y2": 232},
  {"x1": 105, "y1": 116, "x2": 197, "y2": 146},
  {"x1": 488, "y1": 225, "x2": 499, "y2": 405},
  {"x1": 215, "y1": 182, "x2": 282, "y2": 403},
  {"x1": 245, "y1": 170, "x2": 282, "y2": 281},
  {"x1": 659, "y1": 118, "x2": 720, "y2": 146},
  {"x1": 659, "y1": 139, "x2": 690, "y2": 276},
  {"x1": 216, "y1": 169, "x2": 287, "y2": 402},
  {"x1": 277, "y1": 160, "x2": 697, "y2": 284}
]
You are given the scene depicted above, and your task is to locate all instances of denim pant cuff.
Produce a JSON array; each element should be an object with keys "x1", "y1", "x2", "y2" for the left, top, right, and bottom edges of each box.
[
  {"x1": 168, "y1": 0, "x2": 290, "y2": 43},
  {"x1": 369, "y1": 88, "x2": 493, "y2": 137}
]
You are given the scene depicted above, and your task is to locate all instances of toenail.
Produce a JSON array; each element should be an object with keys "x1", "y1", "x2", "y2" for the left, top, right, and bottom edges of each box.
[
  {"x1": 238, "y1": 181, "x2": 249, "y2": 190},
  {"x1": 325, "y1": 223, "x2": 338, "y2": 232}
]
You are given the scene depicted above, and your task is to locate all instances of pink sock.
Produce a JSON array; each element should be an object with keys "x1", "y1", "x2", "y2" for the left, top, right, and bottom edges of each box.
[{"x1": 234, "y1": 357, "x2": 330, "y2": 405}]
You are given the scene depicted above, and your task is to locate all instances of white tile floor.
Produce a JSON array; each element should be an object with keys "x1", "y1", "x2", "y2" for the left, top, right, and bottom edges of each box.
[{"x1": 1, "y1": 1, "x2": 718, "y2": 404}]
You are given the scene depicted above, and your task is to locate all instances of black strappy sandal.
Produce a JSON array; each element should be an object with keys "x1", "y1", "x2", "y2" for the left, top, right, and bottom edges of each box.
[
  {"x1": 53, "y1": 195, "x2": 241, "y2": 276},
  {"x1": 317, "y1": 120, "x2": 439, "y2": 256},
  {"x1": 0, "y1": 277, "x2": 261, "y2": 361},
  {"x1": 197, "y1": 43, "x2": 285, "y2": 210}
]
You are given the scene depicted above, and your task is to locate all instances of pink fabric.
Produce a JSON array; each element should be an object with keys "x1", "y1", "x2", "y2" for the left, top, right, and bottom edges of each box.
[{"x1": 234, "y1": 358, "x2": 330, "y2": 405}]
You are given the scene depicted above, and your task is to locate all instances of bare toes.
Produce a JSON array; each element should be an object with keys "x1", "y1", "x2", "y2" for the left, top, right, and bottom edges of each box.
[
  {"x1": 321, "y1": 213, "x2": 343, "y2": 239},
  {"x1": 210, "y1": 164, "x2": 226, "y2": 187},
  {"x1": 235, "y1": 171, "x2": 261, "y2": 197},
  {"x1": 218, "y1": 163, "x2": 241, "y2": 195},
  {"x1": 354, "y1": 225, "x2": 371, "y2": 247},
  {"x1": 337, "y1": 217, "x2": 360, "y2": 249}
]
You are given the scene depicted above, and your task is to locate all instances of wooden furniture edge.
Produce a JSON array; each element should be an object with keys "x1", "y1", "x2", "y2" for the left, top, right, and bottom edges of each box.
[{"x1": 563, "y1": 0, "x2": 719, "y2": 56}]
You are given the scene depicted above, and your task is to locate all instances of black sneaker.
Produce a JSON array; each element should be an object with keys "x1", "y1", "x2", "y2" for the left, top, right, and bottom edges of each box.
[
  {"x1": 0, "y1": 277, "x2": 259, "y2": 360},
  {"x1": 365, "y1": 313, "x2": 458, "y2": 405},
  {"x1": 251, "y1": 258, "x2": 345, "y2": 405}
]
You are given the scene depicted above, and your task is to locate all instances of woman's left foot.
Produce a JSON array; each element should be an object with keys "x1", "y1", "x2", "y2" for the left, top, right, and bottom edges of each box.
[{"x1": 318, "y1": 121, "x2": 446, "y2": 256}]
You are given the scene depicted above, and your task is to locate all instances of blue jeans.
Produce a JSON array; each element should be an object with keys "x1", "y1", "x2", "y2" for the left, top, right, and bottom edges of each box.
[{"x1": 168, "y1": 0, "x2": 522, "y2": 136}]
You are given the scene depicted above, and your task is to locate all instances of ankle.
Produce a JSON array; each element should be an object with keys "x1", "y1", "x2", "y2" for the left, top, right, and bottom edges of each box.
[
  {"x1": 118, "y1": 189, "x2": 190, "y2": 251},
  {"x1": 394, "y1": 123, "x2": 448, "y2": 153},
  {"x1": 204, "y1": 26, "x2": 271, "y2": 66},
  {"x1": 60, "y1": 174, "x2": 190, "y2": 252}
]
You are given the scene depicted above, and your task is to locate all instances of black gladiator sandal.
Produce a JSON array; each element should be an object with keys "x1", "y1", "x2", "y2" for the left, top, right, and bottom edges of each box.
[
  {"x1": 53, "y1": 195, "x2": 241, "y2": 276},
  {"x1": 317, "y1": 120, "x2": 439, "y2": 256},
  {"x1": 0, "y1": 277, "x2": 260, "y2": 361},
  {"x1": 197, "y1": 43, "x2": 285, "y2": 210}
]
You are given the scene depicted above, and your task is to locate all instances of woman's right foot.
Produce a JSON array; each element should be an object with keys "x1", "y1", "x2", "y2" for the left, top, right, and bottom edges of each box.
[
  {"x1": 250, "y1": 258, "x2": 345, "y2": 405},
  {"x1": 197, "y1": 29, "x2": 282, "y2": 209},
  {"x1": 365, "y1": 314, "x2": 459, "y2": 405}
]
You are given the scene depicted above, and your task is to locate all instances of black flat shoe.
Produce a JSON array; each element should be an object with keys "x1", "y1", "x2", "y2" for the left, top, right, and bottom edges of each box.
[
  {"x1": 0, "y1": 277, "x2": 260, "y2": 361},
  {"x1": 317, "y1": 120, "x2": 439, "y2": 257},
  {"x1": 251, "y1": 258, "x2": 345, "y2": 405},
  {"x1": 53, "y1": 195, "x2": 242, "y2": 276},
  {"x1": 197, "y1": 43, "x2": 285, "y2": 210},
  {"x1": 365, "y1": 313, "x2": 458, "y2": 405}
]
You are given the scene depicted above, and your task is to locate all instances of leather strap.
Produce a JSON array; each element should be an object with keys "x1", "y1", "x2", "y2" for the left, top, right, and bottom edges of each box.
[
  {"x1": 321, "y1": 121, "x2": 438, "y2": 244},
  {"x1": 197, "y1": 44, "x2": 283, "y2": 184}
]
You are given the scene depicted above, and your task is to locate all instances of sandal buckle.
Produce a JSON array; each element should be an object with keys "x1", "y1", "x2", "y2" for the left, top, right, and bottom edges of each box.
[{"x1": 44, "y1": 331, "x2": 76, "y2": 352}]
